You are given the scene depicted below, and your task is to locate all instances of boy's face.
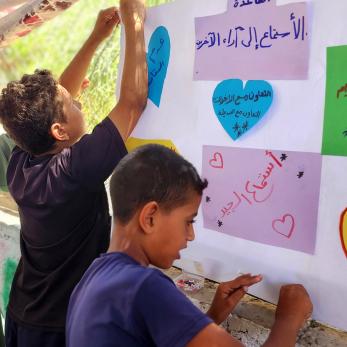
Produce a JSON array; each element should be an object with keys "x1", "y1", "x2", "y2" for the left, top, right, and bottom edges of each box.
[
  {"x1": 58, "y1": 85, "x2": 86, "y2": 145},
  {"x1": 148, "y1": 192, "x2": 201, "y2": 269}
]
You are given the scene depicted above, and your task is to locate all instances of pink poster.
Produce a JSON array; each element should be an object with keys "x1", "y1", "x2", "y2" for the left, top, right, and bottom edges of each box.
[
  {"x1": 194, "y1": 0, "x2": 309, "y2": 80},
  {"x1": 202, "y1": 146, "x2": 322, "y2": 254}
]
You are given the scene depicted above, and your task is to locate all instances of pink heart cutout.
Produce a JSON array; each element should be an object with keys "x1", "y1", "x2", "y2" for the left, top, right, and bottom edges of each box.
[
  {"x1": 209, "y1": 152, "x2": 224, "y2": 169},
  {"x1": 272, "y1": 214, "x2": 295, "y2": 239}
]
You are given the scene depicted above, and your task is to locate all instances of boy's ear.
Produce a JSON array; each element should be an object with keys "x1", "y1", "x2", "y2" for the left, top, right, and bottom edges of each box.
[
  {"x1": 51, "y1": 123, "x2": 69, "y2": 142},
  {"x1": 139, "y1": 201, "x2": 159, "y2": 234}
]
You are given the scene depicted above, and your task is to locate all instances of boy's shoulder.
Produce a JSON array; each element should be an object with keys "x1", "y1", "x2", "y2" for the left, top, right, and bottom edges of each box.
[
  {"x1": 7, "y1": 145, "x2": 74, "y2": 200},
  {"x1": 8, "y1": 117, "x2": 127, "y2": 199},
  {"x1": 68, "y1": 252, "x2": 178, "y2": 325},
  {"x1": 79, "y1": 252, "x2": 173, "y2": 295},
  {"x1": 68, "y1": 253, "x2": 212, "y2": 347},
  {"x1": 69, "y1": 252, "x2": 179, "y2": 315},
  {"x1": 9, "y1": 145, "x2": 71, "y2": 172}
]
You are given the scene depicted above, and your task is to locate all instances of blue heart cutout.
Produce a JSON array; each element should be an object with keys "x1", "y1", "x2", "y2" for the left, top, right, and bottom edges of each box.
[
  {"x1": 147, "y1": 26, "x2": 170, "y2": 107},
  {"x1": 212, "y1": 79, "x2": 273, "y2": 140}
]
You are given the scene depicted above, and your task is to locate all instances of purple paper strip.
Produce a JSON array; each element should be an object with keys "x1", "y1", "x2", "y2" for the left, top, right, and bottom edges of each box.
[
  {"x1": 202, "y1": 146, "x2": 322, "y2": 254},
  {"x1": 194, "y1": 0, "x2": 309, "y2": 80}
]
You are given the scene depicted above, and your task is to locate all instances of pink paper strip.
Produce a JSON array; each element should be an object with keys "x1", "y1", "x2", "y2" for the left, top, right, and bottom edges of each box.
[{"x1": 194, "y1": 0, "x2": 309, "y2": 80}]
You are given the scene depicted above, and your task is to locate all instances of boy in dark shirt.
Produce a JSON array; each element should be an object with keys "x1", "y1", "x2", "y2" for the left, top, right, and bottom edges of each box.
[
  {"x1": 0, "y1": 1, "x2": 147, "y2": 346},
  {"x1": 66, "y1": 144, "x2": 313, "y2": 347}
]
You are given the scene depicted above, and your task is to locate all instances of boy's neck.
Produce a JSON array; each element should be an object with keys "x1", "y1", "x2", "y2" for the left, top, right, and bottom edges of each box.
[
  {"x1": 108, "y1": 225, "x2": 150, "y2": 267},
  {"x1": 36, "y1": 141, "x2": 72, "y2": 157}
]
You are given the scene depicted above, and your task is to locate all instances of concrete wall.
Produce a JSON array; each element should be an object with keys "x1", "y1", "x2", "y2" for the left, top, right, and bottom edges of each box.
[{"x1": 164, "y1": 268, "x2": 347, "y2": 346}]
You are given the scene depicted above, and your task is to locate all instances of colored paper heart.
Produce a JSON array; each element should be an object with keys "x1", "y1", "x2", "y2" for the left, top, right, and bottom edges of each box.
[
  {"x1": 272, "y1": 214, "x2": 295, "y2": 238},
  {"x1": 212, "y1": 79, "x2": 273, "y2": 140},
  {"x1": 209, "y1": 152, "x2": 224, "y2": 169},
  {"x1": 339, "y1": 208, "x2": 347, "y2": 258},
  {"x1": 147, "y1": 26, "x2": 170, "y2": 107}
]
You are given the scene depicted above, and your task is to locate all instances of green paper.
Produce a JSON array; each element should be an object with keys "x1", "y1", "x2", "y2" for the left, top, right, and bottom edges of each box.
[
  {"x1": 322, "y1": 46, "x2": 347, "y2": 156},
  {"x1": 2, "y1": 258, "x2": 17, "y2": 312}
]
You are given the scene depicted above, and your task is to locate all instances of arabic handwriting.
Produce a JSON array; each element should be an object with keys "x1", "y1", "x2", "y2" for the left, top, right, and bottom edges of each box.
[
  {"x1": 218, "y1": 109, "x2": 261, "y2": 119},
  {"x1": 196, "y1": 12, "x2": 306, "y2": 51},
  {"x1": 220, "y1": 200, "x2": 235, "y2": 218},
  {"x1": 245, "y1": 180, "x2": 274, "y2": 203},
  {"x1": 265, "y1": 150, "x2": 282, "y2": 168},
  {"x1": 337, "y1": 83, "x2": 347, "y2": 98},
  {"x1": 290, "y1": 13, "x2": 306, "y2": 41},
  {"x1": 219, "y1": 182, "x2": 274, "y2": 218},
  {"x1": 220, "y1": 191, "x2": 242, "y2": 217},
  {"x1": 148, "y1": 37, "x2": 167, "y2": 87},
  {"x1": 213, "y1": 89, "x2": 271, "y2": 138},
  {"x1": 219, "y1": 150, "x2": 284, "y2": 219},
  {"x1": 148, "y1": 60, "x2": 164, "y2": 87},
  {"x1": 234, "y1": 0, "x2": 271, "y2": 8},
  {"x1": 213, "y1": 89, "x2": 272, "y2": 106}
]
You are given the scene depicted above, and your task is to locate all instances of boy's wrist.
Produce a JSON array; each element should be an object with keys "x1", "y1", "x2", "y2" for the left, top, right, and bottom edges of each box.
[
  {"x1": 264, "y1": 319, "x2": 300, "y2": 346},
  {"x1": 87, "y1": 32, "x2": 106, "y2": 46},
  {"x1": 206, "y1": 306, "x2": 226, "y2": 326},
  {"x1": 273, "y1": 317, "x2": 301, "y2": 336},
  {"x1": 206, "y1": 308, "x2": 218, "y2": 324}
]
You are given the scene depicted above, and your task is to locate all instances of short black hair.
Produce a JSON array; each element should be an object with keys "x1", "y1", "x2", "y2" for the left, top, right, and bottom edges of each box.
[
  {"x1": 0, "y1": 69, "x2": 65, "y2": 155},
  {"x1": 110, "y1": 144, "x2": 208, "y2": 224}
]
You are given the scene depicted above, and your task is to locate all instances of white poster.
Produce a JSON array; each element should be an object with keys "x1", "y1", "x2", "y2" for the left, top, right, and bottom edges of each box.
[{"x1": 118, "y1": 0, "x2": 347, "y2": 330}]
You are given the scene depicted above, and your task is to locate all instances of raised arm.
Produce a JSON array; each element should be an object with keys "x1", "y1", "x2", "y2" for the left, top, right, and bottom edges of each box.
[
  {"x1": 107, "y1": 0, "x2": 148, "y2": 142},
  {"x1": 59, "y1": 7, "x2": 120, "y2": 98}
]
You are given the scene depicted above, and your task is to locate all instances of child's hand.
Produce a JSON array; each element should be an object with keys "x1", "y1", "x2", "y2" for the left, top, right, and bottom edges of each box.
[
  {"x1": 275, "y1": 284, "x2": 313, "y2": 331},
  {"x1": 207, "y1": 274, "x2": 262, "y2": 325},
  {"x1": 90, "y1": 7, "x2": 120, "y2": 43}
]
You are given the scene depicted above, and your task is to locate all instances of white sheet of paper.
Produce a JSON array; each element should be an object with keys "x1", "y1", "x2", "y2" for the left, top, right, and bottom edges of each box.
[{"x1": 117, "y1": 0, "x2": 347, "y2": 330}]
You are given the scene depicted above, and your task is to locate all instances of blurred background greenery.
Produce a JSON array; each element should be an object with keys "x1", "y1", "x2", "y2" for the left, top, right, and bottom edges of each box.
[{"x1": 0, "y1": 0, "x2": 169, "y2": 130}]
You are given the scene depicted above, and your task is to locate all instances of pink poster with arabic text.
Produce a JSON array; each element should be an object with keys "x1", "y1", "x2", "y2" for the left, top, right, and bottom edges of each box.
[
  {"x1": 202, "y1": 146, "x2": 322, "y2": 254},
  {"x1": 194, "y1": 0, "x2": 309, "y2": 80}
]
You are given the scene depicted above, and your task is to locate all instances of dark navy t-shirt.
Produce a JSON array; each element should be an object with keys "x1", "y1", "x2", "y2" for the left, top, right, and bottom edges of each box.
[
  {"x1": 66, "y1": 253, "x2": 212, "y2": 347},
  {"x1": 7, "y1": 117, "x2": 127, "y2": 330}
]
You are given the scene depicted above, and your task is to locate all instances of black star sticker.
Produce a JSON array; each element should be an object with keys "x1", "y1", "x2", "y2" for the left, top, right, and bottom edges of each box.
[
  {"x1": 343, "y1": 130, "x2": 347, "y2": 137},
  {"x1": 297, "y1": 171, "x2": 304, "y2": 179},
  {"x1": 280, "y1": 153, "x2": 288, "y2": 161},
  {"x1": 217, "y1": 220, "x2": 223, "y2": 228},
  {"x1": 206, "y1": 196, "x2": 211, "y2": 203}
]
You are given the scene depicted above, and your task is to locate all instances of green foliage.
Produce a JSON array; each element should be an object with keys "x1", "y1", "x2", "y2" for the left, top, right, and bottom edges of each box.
[{"x1": 0, "y1": 0, "x2": 170, "y2": 129}]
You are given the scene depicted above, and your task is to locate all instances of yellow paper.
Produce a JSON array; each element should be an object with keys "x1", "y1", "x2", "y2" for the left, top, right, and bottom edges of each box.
[
  {"x1": 340, "y1": 209, "x2": 347, "y2": 258},
  {"x1": 126, "y1": 137, "x2": 178, "y2": 153}
]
